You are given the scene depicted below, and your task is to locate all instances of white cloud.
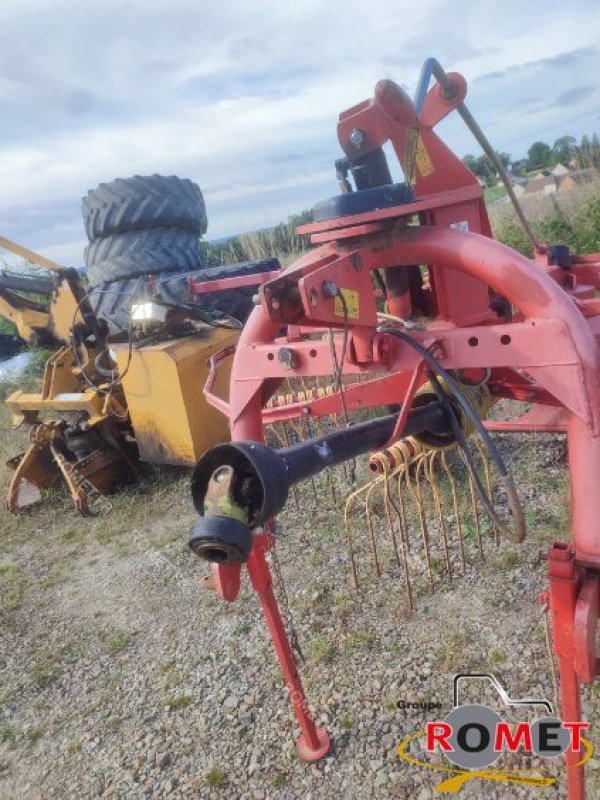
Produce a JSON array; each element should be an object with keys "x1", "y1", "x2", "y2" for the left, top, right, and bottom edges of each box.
[{"x1": 0, "y1": 0, "x2": 599, "y2": 263}]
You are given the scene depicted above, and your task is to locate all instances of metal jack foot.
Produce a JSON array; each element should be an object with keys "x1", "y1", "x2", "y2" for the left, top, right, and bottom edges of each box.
[{"x1": 296, "y1": 728, "x2": 330, "y2": 762}]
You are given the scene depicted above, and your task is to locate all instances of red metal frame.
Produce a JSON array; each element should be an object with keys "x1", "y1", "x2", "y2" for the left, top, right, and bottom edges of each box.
[{"x1": 202, "y1": 68, "x2": 600, "y2": 796}]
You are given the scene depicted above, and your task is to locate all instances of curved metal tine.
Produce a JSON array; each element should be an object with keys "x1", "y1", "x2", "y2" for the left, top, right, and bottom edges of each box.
[
  {"x1": 344, "y1": 478, "x2": 378, "y2": 589},
  {"x1": 388, "y1": 461, "x2": 415, "y2": 610},
  {"x1": 425, "y1": 450, "x2": 452, "y2": 580},
  {"x1": 412, "y1": 453, "x2": 435, "y2": 593},
  {"x1": 441, "y1": 450, "x2": 466, "y2": 572},
  {"x1": 474, "y1": 435, "x2": 498, "y2": 546},
  {"x1": 394, "y1": 449, "x2": 412, "y2": 555},
  {"x1": 381, "y1": 463, "x2": 401, "y2": 567},
  {"x1": 364, "y1": 480, "x2": 383, "y2": 577},
  {"x1": 459, "y1": 447, "x2": 484, "y2": 560}
]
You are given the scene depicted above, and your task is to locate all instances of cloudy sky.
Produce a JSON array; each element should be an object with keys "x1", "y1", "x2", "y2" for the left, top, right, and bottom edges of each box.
[{"x1": 1, "y1": 0, "x2": 599, "y2": 266}]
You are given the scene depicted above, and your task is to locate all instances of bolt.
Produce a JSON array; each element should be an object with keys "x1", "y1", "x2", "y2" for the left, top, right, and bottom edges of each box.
[
  {"x1": 321, "y1": 280, "x2": 338, "y2": 299},
  {"x1": 349, "y1": 127, "x2": 364, "y2": 148},
  {"x1": 278, "y1": 348, "x2": 297, "y2": 370}
]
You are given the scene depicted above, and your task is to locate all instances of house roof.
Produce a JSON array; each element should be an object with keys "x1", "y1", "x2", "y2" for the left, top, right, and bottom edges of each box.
[{"x1": 523, "y1": 176, "x2": 556, "y2": 194}]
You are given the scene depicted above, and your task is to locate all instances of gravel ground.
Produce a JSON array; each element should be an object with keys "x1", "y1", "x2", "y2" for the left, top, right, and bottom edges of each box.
[{"x1": 0, "y1": 427, "x2": 598, "y2": 800}]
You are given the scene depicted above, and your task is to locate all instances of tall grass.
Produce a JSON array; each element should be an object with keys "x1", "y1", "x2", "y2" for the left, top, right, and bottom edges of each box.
[
  {"x1": 491, "y1": 177, "x2": 600, "y2": 256},
  {"x1": 200, "y1": 211, "x2": 312, "y2": 266}
]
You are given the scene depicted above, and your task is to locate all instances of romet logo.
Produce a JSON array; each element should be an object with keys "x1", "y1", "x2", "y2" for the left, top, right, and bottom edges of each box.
[{"x1": 396, "y1": 673, "x2": 594, "y2": 793}]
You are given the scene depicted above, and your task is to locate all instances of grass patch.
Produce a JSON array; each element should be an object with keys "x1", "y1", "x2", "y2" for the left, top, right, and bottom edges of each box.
[
  {"x1": 67, "y1": 738, "x2": 82, "y2": 755},
  {"x1": 0, "y1": 722, "x2": 15, "y2": 746},
  {"x1": 490, "y1": 648, "x2": 507, "y2": 665},
  {"x1": 165, "y1": 692, "x2": 192, "y2": 711},
  {"x1": 309, "y1": 635, "x2": 337, "y2": 665},
  {"x1": 97, "y1": 629, "x2": 132, "y2": 654},
  {"x1": 345, "y1": 630, "x2": 376, "y2": 652},
  {"x1": 0, "y1": 563, "x2": 23, "y2": 614},
  {"x1": 24, "y1": 727, "x2": 44, "y2": 745},
  {"x1": 503, "y1": 552, "x2": 520, "y2": 568},
  {"x1": 438, "y1": 627, "x2": 472, "y2": 671},
  {"x1": 205, "y1": 767, "x2": 227, "y2": 788},
  {"x1": 339, "y1": 714, "x2": 353, "y2": 731},
  {"x1": 272, "y1": 771, "x2": 287, "y2": 789},
  {"x1": 28, "y1": 652, "x2": 58, "y2": 688}
]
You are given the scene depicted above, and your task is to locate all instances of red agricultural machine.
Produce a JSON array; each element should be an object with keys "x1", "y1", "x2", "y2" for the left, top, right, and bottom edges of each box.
[{"x1": 188, "y1": 59, "x2": 599, "y2": 798}]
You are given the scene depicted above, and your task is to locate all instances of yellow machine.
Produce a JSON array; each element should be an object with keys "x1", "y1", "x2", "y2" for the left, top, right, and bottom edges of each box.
[
  {"x1": 1, "y1": 235, "x2": 247, "y2": 515},
  {"x1": 0, "y1": 236, "x2": 86, "y2": 346},
  {"x1": 112, "y1": 329, "x2": 237, "y2": 466}
]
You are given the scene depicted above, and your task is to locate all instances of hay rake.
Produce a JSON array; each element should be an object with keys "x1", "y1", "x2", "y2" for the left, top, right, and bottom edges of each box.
[{"x1": 188, "y1": 58, "x2": 600, "y2": 798}]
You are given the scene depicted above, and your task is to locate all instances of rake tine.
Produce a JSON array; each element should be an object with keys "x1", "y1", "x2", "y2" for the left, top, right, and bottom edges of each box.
[
  {"x1": 475, "y1": 436, "x2": 498, "y2": 545},
  {"x1": 344, "y1": 480, "x2": 376, "y2": 589},
  {"x1": 441, "y1": 450, "x2": 467, "y2": 572},
  {"x1": 461, "y1": 448, "x2": 484, "y2": 560},
  {"x1": 382, "y1": 464, "x2": 401, "y2": 567},
  {"x1": 412, "y1": 454, "x2": 435, "y2": 594},
  {"x1": 425, "y1": 451, "x2": 453, "y2": 580},
  {"x1": 364, "y1": 480, "x2": 383, "y2": 577},
  {"x1": 386, "y1": 464, "x2": 415, "y2": 610}
]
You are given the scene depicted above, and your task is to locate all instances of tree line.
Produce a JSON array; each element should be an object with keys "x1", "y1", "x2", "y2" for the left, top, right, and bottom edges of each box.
[{"x1": 462, "y1": 133, "x2": 600, "y2": 186}]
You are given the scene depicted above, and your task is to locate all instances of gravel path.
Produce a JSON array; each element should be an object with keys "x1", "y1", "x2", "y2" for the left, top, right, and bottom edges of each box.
[{"x1": 0, "y1": 430, "x2": 598, "y2": 799}]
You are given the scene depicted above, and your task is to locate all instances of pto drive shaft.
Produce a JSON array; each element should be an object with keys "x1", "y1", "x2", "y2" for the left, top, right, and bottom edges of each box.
[{"x1": 188, "y1": 401, "x2": 448, "y2": 564}]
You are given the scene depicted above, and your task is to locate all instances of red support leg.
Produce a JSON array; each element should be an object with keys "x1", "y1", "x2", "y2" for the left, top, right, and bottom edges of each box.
[
  {"x1": 247, "y1": 532, "x2": 330, "y2": 761},
  {"x1": 548, "y1": 543, "x2": 585, "y2": 800}
]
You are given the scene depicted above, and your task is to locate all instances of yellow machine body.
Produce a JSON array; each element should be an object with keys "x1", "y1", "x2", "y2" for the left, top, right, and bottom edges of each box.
[{"x1": 113, "y1": 329, "x2": 238, "y2": 466}]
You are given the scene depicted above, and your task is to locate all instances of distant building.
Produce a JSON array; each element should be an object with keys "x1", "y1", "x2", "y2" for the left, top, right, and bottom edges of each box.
[
  {"x1": 512, "y1": 167, "x2": 597, "y2": 199},
  {"x1": 557, "y1": 167, "x2": 597, "y2": 192}
]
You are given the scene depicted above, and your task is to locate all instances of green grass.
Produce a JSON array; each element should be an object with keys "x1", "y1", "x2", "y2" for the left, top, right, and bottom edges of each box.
[
  {"x1": 205, "y1": 767, "x2": 227, "y2": 788},
  {"x1": 28, "y1": 652, "x2": 59, "y2": 688},
  {"x1": 165, "y1": 692, "x2": 192, "y2": 710},
  {"x1": 484, "y1": 184, "x2": 507, "y2": 203},
  {"x1": 345, "y1": 630, "x2": 376, "y2": 652},
  {"x1": 493, "y1": 179, "x2": 600, "y2": 256},
  {"x1": 0, "y1": 722, "x2": 15, "y2": 746},
  {"x1": 97, "y1": 630, "x2": 132, "y2": 654},
  {"x1": 339, "y1": 714, "x2": 353, "y2": 731},
  {"x1": 0, "y1": 564, "x2": 23, "y2": 614},
  {"x1": 309, "y1": 635, "x2": 337, "y2": 665},
  {"x1": 24, "y1": 727, "x2": 44, "y2": 745},
  {"x1": 67, "y1": 738, "x2": 82, "y2": 755},
  {"x1": 272, "y1": 771, "x2": 287, "y2": 789}
]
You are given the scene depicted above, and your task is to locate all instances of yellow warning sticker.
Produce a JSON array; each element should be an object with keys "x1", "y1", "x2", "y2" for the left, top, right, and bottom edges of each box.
[
  {"x1": 405, "y1": 127, "x2": 419, "y2": 184},
  {"x1": 335, "y1": 288, "x2": 360, "y2": 319},
  {"x1": 415, "y1": 134, "x2": 434, "y2": 177}
]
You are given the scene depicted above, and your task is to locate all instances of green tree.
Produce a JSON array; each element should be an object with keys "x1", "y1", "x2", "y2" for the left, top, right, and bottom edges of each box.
[
  {"x1": 578, "y1": 135, "x2": 593, "y2": 168},
  {"x1": 552, "y1": 135, "x2": 577, "y2": 167},
  {"x1": 527, "y1": 141, "x2": 552, "y2": 169}
]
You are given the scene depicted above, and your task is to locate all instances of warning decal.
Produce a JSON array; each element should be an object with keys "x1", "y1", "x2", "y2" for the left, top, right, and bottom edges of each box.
[{"x1": 334, "y1": 288, "x2": 360, "y2": 319}]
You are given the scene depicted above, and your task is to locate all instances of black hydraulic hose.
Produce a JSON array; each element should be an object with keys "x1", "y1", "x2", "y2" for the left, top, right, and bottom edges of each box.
[{"x1": 378, "y1": 326, "x2": 526, "y2": 542}]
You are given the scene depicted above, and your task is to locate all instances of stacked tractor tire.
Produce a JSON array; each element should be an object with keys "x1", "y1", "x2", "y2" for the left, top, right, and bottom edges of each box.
[{"x1": 82, "y1": 175, "x2": 270, "y2": 332}]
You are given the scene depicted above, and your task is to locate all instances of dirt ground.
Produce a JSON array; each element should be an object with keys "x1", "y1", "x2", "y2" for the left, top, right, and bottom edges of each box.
[{"x1": 0, "y1": 413, "x2": 599, "y2": 799}]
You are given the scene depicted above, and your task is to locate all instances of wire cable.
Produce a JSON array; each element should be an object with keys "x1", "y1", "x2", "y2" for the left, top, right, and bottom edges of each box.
[{"x1": 378, "y1": 324, "x2": 526, "y2": 542}]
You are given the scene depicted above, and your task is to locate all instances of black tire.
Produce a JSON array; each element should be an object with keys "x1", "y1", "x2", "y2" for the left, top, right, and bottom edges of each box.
[
  {"x1": 82, "y1": 174, "x2": 207, "y2": 241},
  {"x1": 85, "y1": 228, "x2": 203, "y2": 285},
  {"x1": 89, "y1": 259, "x2": 279, "y2": 332}
]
